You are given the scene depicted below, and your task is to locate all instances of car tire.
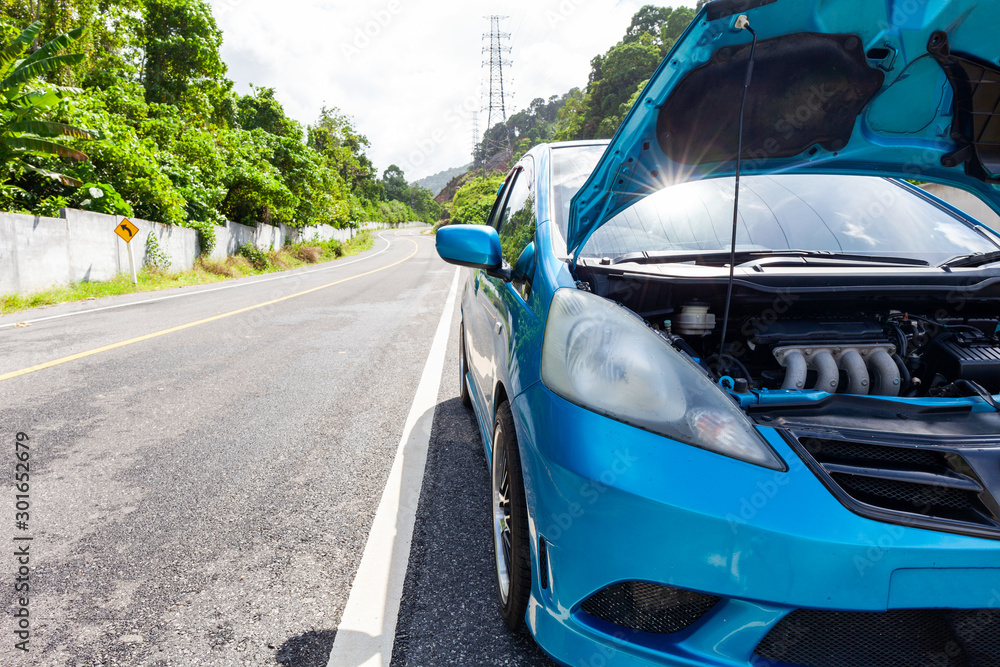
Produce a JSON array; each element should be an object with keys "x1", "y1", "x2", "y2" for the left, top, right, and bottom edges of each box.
[
  {"x1": 459, "y1": 321, "x2": 472, "y2": 408},
  {"x1": 491, "y1": 401, "x2": 532, "y2": 632}
]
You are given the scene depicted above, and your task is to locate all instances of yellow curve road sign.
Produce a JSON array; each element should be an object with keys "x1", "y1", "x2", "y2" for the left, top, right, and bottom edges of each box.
[{"x1": 115, "y1": 217, "x2": 139, "y2": 243}]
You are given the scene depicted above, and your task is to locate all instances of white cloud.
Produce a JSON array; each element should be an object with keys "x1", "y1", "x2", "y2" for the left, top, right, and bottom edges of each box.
[{"x1": 208, "y1": 0, "x2": 696, "y2": 181}]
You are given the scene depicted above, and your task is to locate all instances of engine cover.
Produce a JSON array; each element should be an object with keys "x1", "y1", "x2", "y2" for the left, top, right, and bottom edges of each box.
[
  {"x1": 749, "y1": 320, "x2": 886, "y2": 347},
  {"x1": 925, "y1": 332, "x2": 1000, "y2": 393}
]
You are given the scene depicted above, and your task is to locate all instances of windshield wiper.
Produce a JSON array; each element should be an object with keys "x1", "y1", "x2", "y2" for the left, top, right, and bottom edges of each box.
[
  {"x1": 608, "y1": 249, "x2": 929, "y2": 267},
  {"x1": 608, "y1": 249, "x2": 744, "y2": 265},
  {"x1": 940, "y1": 250, "x2": 1000, "y2": 268},
  {"x1": 748, "y1": 251, "x2": 930, "y2": 267}
]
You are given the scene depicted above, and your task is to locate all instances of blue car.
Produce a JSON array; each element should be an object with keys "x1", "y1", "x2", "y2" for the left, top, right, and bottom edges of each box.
[{"x1": 437, "y1": 1, "x2": 1000, "y2": 665}]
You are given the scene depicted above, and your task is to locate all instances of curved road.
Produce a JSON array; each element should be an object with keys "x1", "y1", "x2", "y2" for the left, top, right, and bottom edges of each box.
[{"x1": 1, "y1": 230, "x2": 551, "y2": 665}]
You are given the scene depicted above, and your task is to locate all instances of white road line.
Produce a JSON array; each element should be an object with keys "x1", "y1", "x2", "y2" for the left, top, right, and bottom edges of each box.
[
  {"x1": 327, "y1": 266, "x2": 460, "y2": 667},
  {"x1": 0, "y1": 231, "x2": 399, "y2": 330}
]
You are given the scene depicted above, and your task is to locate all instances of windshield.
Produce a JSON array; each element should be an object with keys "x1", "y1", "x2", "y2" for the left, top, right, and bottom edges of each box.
[
  {"x1": 551, "y1": 157, "x2": 1000, "y2": 264},
  {"x1": 551, "y1": 144, "x2": 606, "y2": 254}
]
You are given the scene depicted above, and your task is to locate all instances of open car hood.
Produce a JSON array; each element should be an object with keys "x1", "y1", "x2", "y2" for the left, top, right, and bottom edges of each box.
[{"x1": 568, "y1": 0, "x2": 1000, "y2": 258}]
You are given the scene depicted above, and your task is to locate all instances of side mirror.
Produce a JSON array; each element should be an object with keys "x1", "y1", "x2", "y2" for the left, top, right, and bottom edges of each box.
[
  {"x1": 436, "y1": 225, "x2": 502, "y2": 270},
  {"x1": 512, "y1": 241, "x2": 536, "y2": 300},
  {"x1": 512, "y1": 241, "x2": 535, "y2": 284}
]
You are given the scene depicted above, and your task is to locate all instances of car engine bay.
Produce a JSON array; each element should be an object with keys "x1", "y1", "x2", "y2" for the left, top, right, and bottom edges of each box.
[{"x1": 576, "y1": 265, "x2": 1000, "y2": 402}]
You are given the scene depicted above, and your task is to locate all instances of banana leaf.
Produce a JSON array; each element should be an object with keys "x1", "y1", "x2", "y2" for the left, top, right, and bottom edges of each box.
[
  {"x1": 6, "y1": 121, "x2": 97, "y2": 140},
  {"x1": 17, "y1": 26, "x2": 87, "y2": 71},
  {"x1": 0, "y1": 22, "x2": 43, "y2": 72},
  {"x1": 18, "y1": 87, "x2": 85, "y2": 108},
  {"x1": 18, "y1": 160, "x2": 81, "y2": 186},
  {"x1": 4, "y1": 136, "x2": 88, "y2": 161},
  {"x1": 1, "y1": 54, "x2": 86, "y2": 97}
]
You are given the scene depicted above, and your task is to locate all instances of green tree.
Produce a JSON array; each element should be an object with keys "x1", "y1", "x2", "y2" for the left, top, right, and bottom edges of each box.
[
  {"x1": 623, "y1": 5, "x2": 696, "y2": 54},
  {"x1": 141, "y1": 0, "x2": 226, "y2": 105},
  {"x1": 451, "y1": 174, "x2": 505, "y2": 225},
  {"x1": 0, "y1": 21, "x2": 96, "y2": 204},
  {"x1": 553, "y1": 88, "x2": 587, "y2": 141},
  {"x1": 76, "y1": 2, "x2": 145, "y2": 90},
  {"x1": 589, "y1": 35, "x2": 660, "y2": 132},
  {"x1": 217, "y1": 127, "x2": 298, "y2": 226},
  {"x1": 380, "y1": 164, "x2": 408, "y2": 202},
  {"x1": 551, "y1": 5, "x2": 696, "y2": 141},
  {"x1": 308, "y1": 106, "x2": 380, "y2": 201},
  {"x1": 623, "y1": 5, "x2": 674, "y2": 46},
  {"x1": 475, "y1": 93, "x2": 570, "y2": 169},
  {"x1": 236, "y1": 86, "x2": 300, "y2": 139},
  {"x1": 407, "y1": 185, "x2": 442, "y2": 223},
  {"x1": 376, "y1": 164, "x2": 441, "y2": 223}
]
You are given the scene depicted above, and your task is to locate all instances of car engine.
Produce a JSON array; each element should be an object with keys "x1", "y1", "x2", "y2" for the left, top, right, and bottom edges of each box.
[
  {"x1": 578, "y1": 268, "x2": 1000, "y2": 401},
  {"x1": 716, "y1": 314, "x2": 1000, "y2": 397}
]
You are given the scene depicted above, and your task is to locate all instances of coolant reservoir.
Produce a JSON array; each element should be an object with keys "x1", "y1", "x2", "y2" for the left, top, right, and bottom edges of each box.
[{"x1": 675, "y1": 304, "x2": 716, "y2": 336}]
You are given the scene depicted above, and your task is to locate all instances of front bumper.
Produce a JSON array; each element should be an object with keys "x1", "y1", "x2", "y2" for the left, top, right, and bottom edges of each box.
[{"x1": 510, "y1": 384, "x2": 1000, "y2": 666}]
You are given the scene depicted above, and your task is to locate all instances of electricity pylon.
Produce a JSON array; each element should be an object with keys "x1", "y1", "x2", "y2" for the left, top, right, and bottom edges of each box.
[{"x1": 482, "y1": 15, "x2": 513, "y2": 177}]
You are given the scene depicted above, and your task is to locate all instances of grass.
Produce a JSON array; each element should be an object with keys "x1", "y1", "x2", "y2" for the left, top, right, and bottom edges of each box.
[{"x1": 1, "y1": 230, "x2": 375, "y2": 316}]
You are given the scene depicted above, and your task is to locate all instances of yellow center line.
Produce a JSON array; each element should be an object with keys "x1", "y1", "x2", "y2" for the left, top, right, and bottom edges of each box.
[{"x1": 0, "y1": 233, "x2": 421, "y2": 383}]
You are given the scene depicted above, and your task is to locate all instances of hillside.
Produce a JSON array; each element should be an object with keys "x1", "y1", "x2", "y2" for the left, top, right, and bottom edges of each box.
[
  {"x1": 415, "y1": 164, "x2": 471, "y2": 197},
  {"x1": 435, "y1": 172, "x2": 470, "y2": 206}
]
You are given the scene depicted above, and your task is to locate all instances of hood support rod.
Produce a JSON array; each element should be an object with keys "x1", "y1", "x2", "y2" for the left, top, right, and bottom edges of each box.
[{"x1": 718, "y1": 15, "x2": 758, "y2": 378}]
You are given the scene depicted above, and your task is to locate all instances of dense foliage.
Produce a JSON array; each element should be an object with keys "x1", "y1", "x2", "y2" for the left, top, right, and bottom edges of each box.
[
  {"x1": 449, "y1": 174, "x2": 505, "y2": 226},
  {"x1": 379, "y1": 163, "x2": 440, "y2": 222},
  {"x1": 476, "y1": 94, "x2": 571, "y2": 169},
  {"x1": 0, "y1": 21, "x2": 97, "y2": 202},
  {"x1": 0, "y1": 0, "x2": 438, "y2": 250}
]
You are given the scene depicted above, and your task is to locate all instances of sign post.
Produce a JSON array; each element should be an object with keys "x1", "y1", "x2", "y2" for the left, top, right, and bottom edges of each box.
[{"x1": 114, "y1": 217, "x2": 140, "y2": 285}]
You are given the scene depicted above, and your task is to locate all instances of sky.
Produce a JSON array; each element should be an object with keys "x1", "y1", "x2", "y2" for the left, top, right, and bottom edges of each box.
[{"x1": 207, "y1": 0, "x2": 697, "y2": 183}]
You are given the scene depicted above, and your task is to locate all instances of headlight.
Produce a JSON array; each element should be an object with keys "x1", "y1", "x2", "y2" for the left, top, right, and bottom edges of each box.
[{"x1": 541, "y1": 288, "x2": 784, "y2": 470}]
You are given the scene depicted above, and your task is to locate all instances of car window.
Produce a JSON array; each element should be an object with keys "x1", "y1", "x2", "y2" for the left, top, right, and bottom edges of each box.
[
  {"x1": 551, "y1": 145, "x2": 606, "y2": 253},
  {"x1": 579, "y1": 174, "x2": 1000, "y2": 264},
  {"x1": 486, "y1": 171, "x2": 517, "y2": 230},
  {"x1": 496, "y1": 162, "x2": 536, "y2": 267}
]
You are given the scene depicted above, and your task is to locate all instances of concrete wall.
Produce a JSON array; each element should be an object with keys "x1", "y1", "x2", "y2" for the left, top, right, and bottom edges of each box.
[
  {"x1": 0, "y1": 214, "x2": 18, "y2": 293},
  {"x1": 207, "y1": 220, "x2": 365, "y2": 260},
  {"x1": 0, "y1": 213, "x2": 73, "y2": 294},
  {"x1": 0, "y1": 208, "x2": 428, "y2": 295},
  {"x1": 921, "y1": 183, "x2": 1000, "y2": 231}
]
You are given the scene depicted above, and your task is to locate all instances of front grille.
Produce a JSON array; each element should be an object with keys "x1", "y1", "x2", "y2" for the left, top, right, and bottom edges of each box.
[
  {"x1": 795, "y1": 435, "x2": 1000, "y2": 539},
  {"x1": 580, "y1": 582, "x2": 719, "y2": 635},
  {"x1": 832, "y1": 473, "x2": 981, "y2": 516},
  {"x1": 804, "y1": 438, "x2": 943, "y2": 467},
  {"x1": 754, "y1": 608, "x2": 1000, "y2": 667}
]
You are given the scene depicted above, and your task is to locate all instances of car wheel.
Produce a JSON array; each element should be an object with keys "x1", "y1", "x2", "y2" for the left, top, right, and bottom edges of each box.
[
  {"x1": 458, "y1": 321, "x2": 472, "y2": 408},
  {"x1": 492, "y1": 401, "x2": 531, "y2": 631}
]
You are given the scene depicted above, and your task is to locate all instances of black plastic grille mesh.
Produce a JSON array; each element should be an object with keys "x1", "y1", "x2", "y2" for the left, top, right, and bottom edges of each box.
[
  {"x1": 801, "y1": 438, "x2": 943, "y2": 468},
  {"x1": 580, "y1": 582, "x2": 720, "y2": 635},
  {"x1": 832, "y1": 473, "x2": 979, "y2": 514},
  {"x1": 796, "y1": 434, "x2": 1000, "y2": 536},
  {"x1": 755, "y1": 608, "x2": 1000, "y2": 667},
  {"x1": 954, "y1": 608, "x2": 1000, "y2": 667}
]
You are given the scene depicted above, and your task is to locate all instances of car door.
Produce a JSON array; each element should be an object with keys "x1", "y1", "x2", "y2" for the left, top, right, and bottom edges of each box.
[
  {"x1": 483, "y1": 158, "x2": 538, "y2": 411},
  {"x1": 465, "y1": 169, "x2": 519, "y2": 417}
]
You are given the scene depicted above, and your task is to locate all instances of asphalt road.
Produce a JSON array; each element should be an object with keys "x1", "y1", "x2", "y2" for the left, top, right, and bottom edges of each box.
[
  {"x1": 388, "y1": 335, "x2": 552, "y2": 667},
  {"x1": 1, "y1": 229, "x2": 554, "y2": 666}
]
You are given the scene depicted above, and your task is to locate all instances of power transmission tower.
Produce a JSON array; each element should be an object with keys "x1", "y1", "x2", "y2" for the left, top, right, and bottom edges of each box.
[
  {"x1": 482, "y1": 15, "x2": 513, "y2": 177},
  {"x1": 471, "y1": 111, "x2": 480, "y2": 170}
]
